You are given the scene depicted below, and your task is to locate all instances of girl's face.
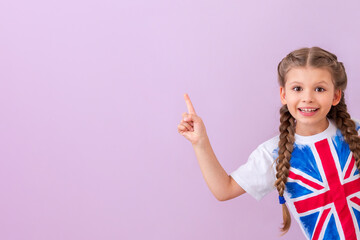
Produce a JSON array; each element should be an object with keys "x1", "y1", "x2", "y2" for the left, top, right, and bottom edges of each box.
[{"x1": 280, "y1": 67, "x2": 342, "y2": 136}]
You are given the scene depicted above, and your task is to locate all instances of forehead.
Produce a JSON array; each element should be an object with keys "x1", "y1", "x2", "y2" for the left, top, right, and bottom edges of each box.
[{"x1": 285, "y1": 67, "x2": 333, "y2": 85}]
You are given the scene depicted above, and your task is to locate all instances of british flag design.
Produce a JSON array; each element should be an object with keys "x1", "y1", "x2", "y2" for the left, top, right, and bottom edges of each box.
[{"x1": 285, "y1": 129, "x2": 360, "y2": 239}]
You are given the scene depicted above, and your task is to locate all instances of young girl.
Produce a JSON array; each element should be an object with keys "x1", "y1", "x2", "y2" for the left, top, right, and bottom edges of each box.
[{"x1": 177, "y1": 47, "x2": 360, "y2": 240}]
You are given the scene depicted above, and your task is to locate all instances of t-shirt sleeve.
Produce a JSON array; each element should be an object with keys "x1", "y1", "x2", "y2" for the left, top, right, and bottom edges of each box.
[{"x1": 230, "y1": 141, "x2": 277, "y2": 201}]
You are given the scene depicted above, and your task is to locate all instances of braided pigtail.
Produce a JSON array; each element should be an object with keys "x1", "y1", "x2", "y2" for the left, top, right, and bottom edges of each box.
[
  {"x1": 275, "y1": 105, "x2": 296, "y2": 234},
  {"x1": 328, "y1": 95, "x2": 360, "y2": 170}
]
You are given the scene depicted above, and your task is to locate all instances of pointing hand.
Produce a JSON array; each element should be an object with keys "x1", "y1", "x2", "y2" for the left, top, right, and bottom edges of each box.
[{"x1": 178, "y1": 94, "x2": 208, "y2": 145}]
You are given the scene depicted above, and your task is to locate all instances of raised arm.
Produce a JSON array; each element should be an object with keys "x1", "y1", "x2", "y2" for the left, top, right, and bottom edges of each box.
[{"x1": 178, "y1": 93, "x2": 245, "y2": 201}]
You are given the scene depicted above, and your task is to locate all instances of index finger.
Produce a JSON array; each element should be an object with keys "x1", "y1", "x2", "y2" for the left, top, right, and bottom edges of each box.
[{"x1": 184, "y1": 93, "x2": 196, "y2": 114}]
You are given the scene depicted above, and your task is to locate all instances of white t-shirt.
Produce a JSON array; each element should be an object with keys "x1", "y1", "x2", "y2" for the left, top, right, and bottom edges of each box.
[{"x1": 230, "y1": 118, "x2": 360, "y2": 240}]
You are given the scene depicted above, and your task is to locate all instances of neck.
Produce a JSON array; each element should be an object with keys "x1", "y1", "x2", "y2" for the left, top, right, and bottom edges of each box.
[{"x1": 295, "y1": 118, "x2": 329, "y2": 136}]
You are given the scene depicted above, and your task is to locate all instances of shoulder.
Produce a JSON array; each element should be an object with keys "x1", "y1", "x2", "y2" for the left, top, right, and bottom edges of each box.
[
  {"x1": 249, "y1": 135, "x2": 279, "y2": 162},
  {"x1": 255, "y1": 135, "x2": 279, "y2": 153}
]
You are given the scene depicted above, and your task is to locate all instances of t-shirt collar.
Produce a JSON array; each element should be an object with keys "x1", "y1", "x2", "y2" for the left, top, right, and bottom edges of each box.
[{"x1": 294, "y1": 118, "x2": 337, "y2": 144}]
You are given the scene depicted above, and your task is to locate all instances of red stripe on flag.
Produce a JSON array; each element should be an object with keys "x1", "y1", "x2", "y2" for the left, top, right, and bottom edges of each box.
[
  {"x1": 344, "y1": 156, "x2": 356, "y2": 179},
  {"x1": 344, "y1": 178, "x2": 360, "y2": 196},
  {"x1": 288, "y1": 171, "x2": 324, "y2": 190},
  {"x1": 294, "y1": 191, "x2": 332, "y2": 213},
  {"x1": 312, "y1": 208, "x2": 331, "y2": 240},
  {"x1": 350, "y1": 196, "x2": 360, "y2": 206}
]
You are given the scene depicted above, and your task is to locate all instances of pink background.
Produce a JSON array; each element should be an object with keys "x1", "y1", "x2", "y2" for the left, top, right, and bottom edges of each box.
[{"x1": 1, "y1": 0, "x2": 360, "y2": 239}]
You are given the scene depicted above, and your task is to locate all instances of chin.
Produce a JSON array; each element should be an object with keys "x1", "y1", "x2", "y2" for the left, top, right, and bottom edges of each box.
[{"x1": 295, "y1": 116, "x2": 327, "y2": 125}]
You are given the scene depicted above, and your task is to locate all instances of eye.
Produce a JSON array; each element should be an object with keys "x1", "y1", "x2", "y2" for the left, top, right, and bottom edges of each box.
[
  {"x1": 292, "y1": 86, "x2": 302, "y2": 91},
  {"x1": 315, "y1": 87, "x2": 325, "y2": 92}
]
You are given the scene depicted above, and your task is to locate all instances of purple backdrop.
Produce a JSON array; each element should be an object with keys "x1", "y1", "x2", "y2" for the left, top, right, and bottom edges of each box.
[{"x1": 1, "y1": 0, "x2": 360, "y2": 239}]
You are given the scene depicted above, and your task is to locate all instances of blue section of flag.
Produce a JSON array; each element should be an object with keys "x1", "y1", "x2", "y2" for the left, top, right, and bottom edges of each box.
[
  {"x1": 291, "y1": 144, "x2": 323, "y2": 182},
  {"x1": 353, "y1": 207, "x2": 360, "y2": 230},
  {"x1": 286, "y1": 182, "x2": 313, "y2": 198},
  {"x1": 332, "y1": 130, "x2": 351, "y2": 171},
  {"x1": 323, "y1": 214, "x2": 340, "y2": 240},
  {"x1": 300, "y1": 211, "x2": 319, "y2": 239}
]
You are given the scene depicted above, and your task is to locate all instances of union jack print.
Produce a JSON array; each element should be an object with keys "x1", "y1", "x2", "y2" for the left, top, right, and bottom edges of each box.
[{"x1": 286, "y1": 129, "x2": 360, "y2": 240}]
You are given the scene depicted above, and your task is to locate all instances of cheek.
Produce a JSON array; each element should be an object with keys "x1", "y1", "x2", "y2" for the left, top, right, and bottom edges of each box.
[
  {"x1": 286, "y1": 106, "x2": 298, "y2": 118},
  {"x1": 284, "y1": 95, "x2": 297, "y2": 105},
  {"x1": 318, "y1": 95, "x2": 334, "y2": 106}
]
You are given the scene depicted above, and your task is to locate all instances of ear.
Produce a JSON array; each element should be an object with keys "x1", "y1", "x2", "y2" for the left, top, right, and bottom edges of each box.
[
  {"x1": 280, "y1": 86, "x2": 287, "y2": 105},
  {"x1": 332, "y1": 89, "x2": 342, "y2": 106}
]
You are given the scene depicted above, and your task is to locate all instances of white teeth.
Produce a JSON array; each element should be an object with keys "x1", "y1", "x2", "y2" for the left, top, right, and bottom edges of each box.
[{"x1": 300, "y1": 108, "x2": 317, "y2": 112}]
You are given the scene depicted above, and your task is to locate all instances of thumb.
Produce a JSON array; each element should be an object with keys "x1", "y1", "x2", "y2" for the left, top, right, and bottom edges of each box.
[{"x1": 184, "y1": 113, "x2": 202, "y2": 123}]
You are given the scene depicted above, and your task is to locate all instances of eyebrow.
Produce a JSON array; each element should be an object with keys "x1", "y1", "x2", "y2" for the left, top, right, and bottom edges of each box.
[{"x1": 289, "y1": 81, "x2": 330, "y2": 85}]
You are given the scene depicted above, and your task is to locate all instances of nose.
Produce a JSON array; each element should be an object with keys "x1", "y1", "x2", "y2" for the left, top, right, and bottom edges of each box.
[{"x1": 302, "y1": 89, "x2": 314, "y2": 103}]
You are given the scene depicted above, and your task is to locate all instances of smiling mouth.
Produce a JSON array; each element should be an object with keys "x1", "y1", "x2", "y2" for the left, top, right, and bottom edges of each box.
[{"x1": 298, "y1": 108, "x2": 319, "y2": 113}]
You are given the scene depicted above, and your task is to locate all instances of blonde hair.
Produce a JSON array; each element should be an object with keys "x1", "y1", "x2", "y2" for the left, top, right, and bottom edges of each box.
[{"x1": 275, "y1": 46, "x2": 360, "y2": 234}]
